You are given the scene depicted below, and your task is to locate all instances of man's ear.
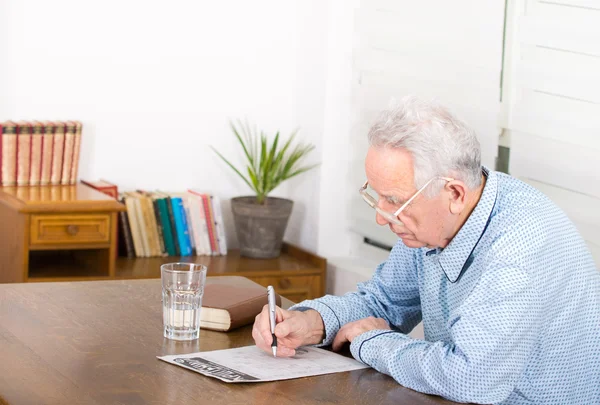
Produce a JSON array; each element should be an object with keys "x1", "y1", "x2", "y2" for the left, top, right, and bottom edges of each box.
[{"x1": 447, "y1": 180, "x2": 467, "y2": 215}]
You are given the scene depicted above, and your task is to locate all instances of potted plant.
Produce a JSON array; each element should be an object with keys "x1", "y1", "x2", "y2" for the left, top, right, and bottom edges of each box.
[{"x1": 211, "y1": 120, "x2": 317, "y2": 259}]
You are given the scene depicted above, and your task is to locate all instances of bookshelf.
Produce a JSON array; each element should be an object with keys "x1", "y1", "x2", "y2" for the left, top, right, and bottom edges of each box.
[{"x1": 0, "y1": 184, "x2": 326, "y2": 301}]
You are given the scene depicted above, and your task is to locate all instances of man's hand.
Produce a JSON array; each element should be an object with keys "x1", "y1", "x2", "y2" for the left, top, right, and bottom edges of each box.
[
  {"x1": 252, "y1": 305, "x2": 325, "y2": 357},
  {"x1": 331, "y1": 317, "x2": 390, "y2": 352}
]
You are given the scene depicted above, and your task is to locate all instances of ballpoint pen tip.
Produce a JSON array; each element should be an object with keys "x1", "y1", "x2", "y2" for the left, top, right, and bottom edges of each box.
[{"x1": 272, "y1": 347, "x2": 277, "y2": 357}]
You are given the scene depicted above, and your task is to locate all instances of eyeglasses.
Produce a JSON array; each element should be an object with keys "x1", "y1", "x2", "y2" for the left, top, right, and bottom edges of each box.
[{"x1": 359, "y1": 176, "x2": 454, "y2": 226}]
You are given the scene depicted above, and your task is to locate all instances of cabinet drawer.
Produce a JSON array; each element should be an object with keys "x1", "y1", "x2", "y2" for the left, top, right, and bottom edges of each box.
[
  {"x1": 250, "y1": 274, "x2": 322, "y2": 302},
  {"x1": 30, "y1": 214, "x2": 111, "y2": 245}
]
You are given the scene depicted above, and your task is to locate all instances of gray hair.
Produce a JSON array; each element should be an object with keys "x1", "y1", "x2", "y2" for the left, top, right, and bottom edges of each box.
[{"x1": 367, "y1": 96, "x2": 482, "y2": 196}]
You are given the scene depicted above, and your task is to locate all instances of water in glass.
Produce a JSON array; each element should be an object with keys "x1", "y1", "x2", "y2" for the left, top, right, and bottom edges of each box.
[{"x1": 161, "y1": 263, "x2": 207, "y2": 341}]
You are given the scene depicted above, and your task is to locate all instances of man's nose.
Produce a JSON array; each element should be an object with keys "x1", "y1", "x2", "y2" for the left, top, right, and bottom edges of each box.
[{"x1": 375, "y1": 211, "x2": 389, "y2": 226}]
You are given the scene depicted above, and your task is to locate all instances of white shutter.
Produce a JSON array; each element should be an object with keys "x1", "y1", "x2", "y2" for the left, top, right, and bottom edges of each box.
[
  {"x1": 503, "y1": 0, "x2": 600, "y2": 267},
  {"x1": 348, "y1": 0, "x2": 506, "y2": 247}
]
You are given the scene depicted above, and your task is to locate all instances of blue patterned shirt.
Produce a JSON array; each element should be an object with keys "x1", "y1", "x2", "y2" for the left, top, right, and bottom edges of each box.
[{"x1": 292, "y1": 169, "x2": 600, "y2": 404}]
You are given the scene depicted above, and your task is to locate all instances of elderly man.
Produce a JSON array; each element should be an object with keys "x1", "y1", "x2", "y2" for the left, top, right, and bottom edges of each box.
[{"x1": 252, "y1": 97, "x2": 600, "y2": 404}]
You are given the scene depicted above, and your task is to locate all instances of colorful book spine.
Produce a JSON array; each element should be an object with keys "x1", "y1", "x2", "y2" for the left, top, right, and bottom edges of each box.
[
  {"x1": 60, "y1": 121, "x2": 76, "y2": 185},
  {"x1": 118, "y1": 196, "x2": 135, "y2": 258},
  {"x1": 132, "y1": 194, "x2": 150, "y2": 257},
  {"x1": 137, "y1": 192, "x2": 160, "y2": 256},
  {"x1": 123, "y1": 194, "x2": 144, "y2": 257},
  {"x1": 165, "y1": 196, "x2": 181, "y2": 256},
  {"x1": 50, "y1": 122, "x2": 65, "y2": 185},
  {"x1": 156, "y1": 197, "x2": 177, "y2": 256},
  {"x1": 181, "y1": 197, "x2": 196, "y2": 255},
  {"x1": 29, "y1": 122, "x2": 43, "y2": 186},
  {"x1": 186, "y1": 194, "x2": 206, "y2": 255},
  {"x1": 0, "y1": 122, "x2": 16, "y2": 186},
  {"x1": 151, "y1": 197, "x2": 167, "y2": 256},
  {"x1": 39, "y1": 122, "x2": 54, "y2": 185},
  {"x1": 186, "y1": 190, "x2": 212, "y2": 256},
  {"x1": 69, "y1": 121, "x2": 82, "y2": 184},
  {"x1": 211, "y1": 195, "x2": 228, "y2": 255},
  {"x1": 171, "y1": 196, "x2": 192, "y2": 256},
  {"x1": 16, "y1": 122, "x2": 32, "y2": 186},
  {"x1": 200, "y1": 194, "x2": 219, "y2": 255}
]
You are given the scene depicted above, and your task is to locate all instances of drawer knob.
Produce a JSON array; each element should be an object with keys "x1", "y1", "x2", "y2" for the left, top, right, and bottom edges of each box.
[
  {"x1": 66, "y1": 225, "x2": 79, "y2": 236},
  {"x1": 278, "y1": 278, "x2": 291, "y2": 289}
]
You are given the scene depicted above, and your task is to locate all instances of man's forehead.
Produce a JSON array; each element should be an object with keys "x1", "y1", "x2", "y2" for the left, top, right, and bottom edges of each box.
[{"x1": 365, "y1": 147, "x2": 415, "y2": 192}]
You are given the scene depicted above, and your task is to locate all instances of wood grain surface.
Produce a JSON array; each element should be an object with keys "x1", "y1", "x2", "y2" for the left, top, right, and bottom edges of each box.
[{"x1": 0, "y1": 276, "x2": 460, "y2": 405}]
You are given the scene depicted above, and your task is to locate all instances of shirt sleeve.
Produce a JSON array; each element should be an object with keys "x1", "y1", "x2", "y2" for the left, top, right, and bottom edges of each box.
[
  {"x1": 349, "y1": 263, "x2": 542, "y2": 405},
  {"x1": 290, "y1": 242, "x2": 422, "y2": 346}
]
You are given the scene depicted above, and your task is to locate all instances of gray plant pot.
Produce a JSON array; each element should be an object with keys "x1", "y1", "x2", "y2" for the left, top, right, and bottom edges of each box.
[{"x1": 230, "y1": 196, "x2": 293, "y2": 259}]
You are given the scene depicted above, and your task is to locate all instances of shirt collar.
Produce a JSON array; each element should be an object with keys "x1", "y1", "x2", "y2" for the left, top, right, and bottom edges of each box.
[{"x1": 437, "y1": 166, "x2": 498, "y2": 283}]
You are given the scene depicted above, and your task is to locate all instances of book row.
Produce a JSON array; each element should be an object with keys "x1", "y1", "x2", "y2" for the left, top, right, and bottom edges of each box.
[
  {"x1": 118, "y1": 190, "x2": 228, "y2": 258},
  {"x1": 0, "y1": 121, "x2": 83, "y2": 186}
]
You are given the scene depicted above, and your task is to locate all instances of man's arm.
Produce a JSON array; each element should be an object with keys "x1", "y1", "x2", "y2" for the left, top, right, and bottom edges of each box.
[
  {"x1": 290, "y1": 242, "x2": 422, "y2": 346},
  {"x1": 349, "y1": 263, "x2": 541, "y2": 405}
]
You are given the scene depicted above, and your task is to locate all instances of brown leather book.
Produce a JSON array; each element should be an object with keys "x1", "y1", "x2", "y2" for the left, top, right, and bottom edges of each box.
[{"x1": 200, "y1": 284, "x2": 282, "y2": 332}]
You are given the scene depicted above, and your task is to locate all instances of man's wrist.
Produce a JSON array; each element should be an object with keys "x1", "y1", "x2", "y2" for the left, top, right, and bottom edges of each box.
[{"x1": 303, "y1": 309, "x2": 326, "y2": 345}]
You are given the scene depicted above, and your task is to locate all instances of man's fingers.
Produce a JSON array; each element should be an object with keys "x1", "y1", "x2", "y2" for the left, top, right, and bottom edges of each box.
[
  {"x1": 253, "y1": 305, "x2": 274, "y2": 352},
  {"x1": 276, "y1": 307, "x2": 285, "y2": 323},
  {"x1": 262, "y1": 330, "x2": 273, "y2": 346},
  {"x1": 276, "y1": 345, "x2": 296, "y2": 357},
  {"x1": 332, "y1": 326, "x2": 349, "y2": 352}
]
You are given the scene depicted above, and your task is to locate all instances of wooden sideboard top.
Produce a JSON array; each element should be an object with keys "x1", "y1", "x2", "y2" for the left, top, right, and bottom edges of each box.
[
  {"x1": 0, "y1": 183, "x2": 125, "y2": 213},
  {"x1": 115, "y1": 242, "x2": 327, "y2": 279}
]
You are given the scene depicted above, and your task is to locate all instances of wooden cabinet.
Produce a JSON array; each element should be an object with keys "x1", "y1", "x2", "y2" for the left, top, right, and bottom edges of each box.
[
  {"x1": 115, "y1": 243, "x2": 327, "y2": 301},
  {"x1": 251, "y1": 274, "x2": 322, "y2": 302},
  {"x1": 0, "y1": 185, "x2": 326, "y2": 301},
  {"x1": 0, "y1": 184, "x2": 125, "y2": 283}
]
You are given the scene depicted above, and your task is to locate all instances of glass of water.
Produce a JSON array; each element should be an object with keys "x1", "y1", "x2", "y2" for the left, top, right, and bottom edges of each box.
[{"x1": 161, "y1": 263, "x2": 207, "y2": 341}]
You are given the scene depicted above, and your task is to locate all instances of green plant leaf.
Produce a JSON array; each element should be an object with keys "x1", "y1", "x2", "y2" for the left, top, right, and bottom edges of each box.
[
  {"x1": 210, "y1": 146, "x2": 254, "y2": 191},
  {"x1": 212, "y1": 121, "x2": 317, "y2": 202},
  {"x1": 229, "y1": 120, "x2": 254, "y2": 169}
]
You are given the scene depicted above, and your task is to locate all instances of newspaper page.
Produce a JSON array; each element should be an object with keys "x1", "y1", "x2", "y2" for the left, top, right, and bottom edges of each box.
[{"x1": 158, "y1": 345, "x2": 369, "y2": 383}]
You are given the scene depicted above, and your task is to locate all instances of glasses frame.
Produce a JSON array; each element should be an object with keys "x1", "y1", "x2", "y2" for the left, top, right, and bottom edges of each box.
[{"x1": 359, "y1": 176, "x2": 454, "y2": 225}]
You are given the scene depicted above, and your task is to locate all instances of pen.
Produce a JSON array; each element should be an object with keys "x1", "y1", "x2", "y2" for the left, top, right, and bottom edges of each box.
[{"x1": 267, "y1": 285, "x2": 277, "y2": 357}]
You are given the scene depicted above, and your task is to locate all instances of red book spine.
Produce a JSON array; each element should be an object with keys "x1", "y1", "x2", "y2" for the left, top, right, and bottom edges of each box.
[
  {"x1": 69, "y1": 121, "x2": 83, "y2": 184},
  {"x1": 16, "y1": 122, "x2": 32, "y2": 186},
  {"x1": 61, "y1": 121, "x2": 76, "y2": 185},
  {"x1": 29, "y1": 122, "x2": 43, "y2": 186},
  {"x1": 50, "y1": 122, "x2": 65, "y2": 185},
  {"x1": 201, "y1": 194, "x2": 219, "y2": 255},
  {"x1": 40, "y1": 122, "x2": 55, "y2": 186},
  {"x1": 0, "y1": 122, "x2": 17, "y2": 186}
]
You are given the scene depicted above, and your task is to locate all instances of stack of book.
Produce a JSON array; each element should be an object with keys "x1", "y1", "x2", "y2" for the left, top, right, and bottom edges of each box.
[
  {"x1": 83, "y1": 180, "x2": 228, "y2": 258},
  {"x1": 118, "y1": 190, "x2": 228, "y2": 258},
  {"x1": 0, "y1": 121, "x2": 83, "y2": 186}
]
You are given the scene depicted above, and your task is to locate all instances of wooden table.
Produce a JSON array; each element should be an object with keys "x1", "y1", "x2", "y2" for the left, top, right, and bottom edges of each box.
[{"x1": 0, "y1": 276, "x2": 459, "y2": 405}]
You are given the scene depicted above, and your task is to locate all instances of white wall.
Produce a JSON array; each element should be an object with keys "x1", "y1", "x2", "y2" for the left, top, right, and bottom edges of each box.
[
  {"x1": 346, "y1": 0, "x2": 507, "y2": 252},
  {"x1": 0, "y1": 0, "x2": 513, "y2": 267},
  {"x1": 501, "y1": 0, "x2": 600, "y2": 268},
  {"x1": 0, "y1": 0, "x2": 328, "y2": 252}
]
